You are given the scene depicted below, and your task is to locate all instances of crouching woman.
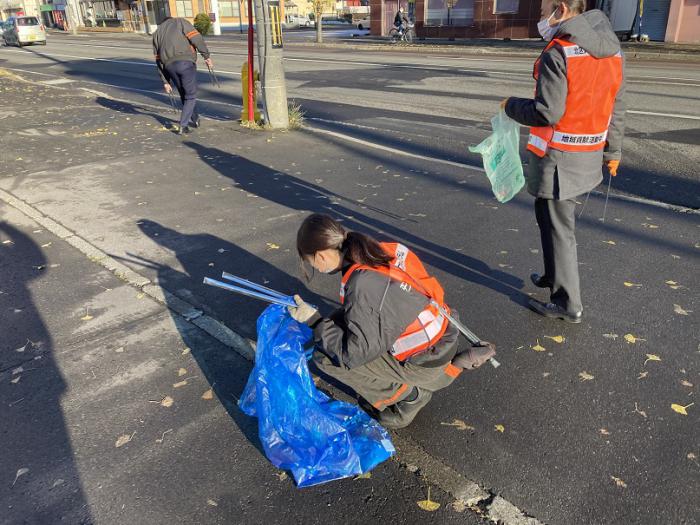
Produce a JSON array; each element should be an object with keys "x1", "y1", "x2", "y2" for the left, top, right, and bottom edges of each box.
[{"x1": 288, "y1": 213, "x2": 495, "y2": 429}]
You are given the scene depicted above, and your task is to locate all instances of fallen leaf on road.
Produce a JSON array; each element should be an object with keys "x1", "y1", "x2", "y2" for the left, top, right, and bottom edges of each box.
[
  {"x1": 177, "y1": 368, "x2": 187, "y2": 377},
  {"x1": 355, "y1": 472, "x2": 372, "y2": 479},
  {"x1": 12, "y1": 366, "x2": 23, "y2": 375},
  {"x1": 277, "y1": 472, "x2": 288, "y2": 481},
  {"x1": 494, "y1": 424, "x2": 505, "y2": 433},
  {"x1": 40, "y1": 242, "x2": 52, "y2": 248},
  {"x1": 688, "y1": 453, "x2": 697, "y2": 461},
  {"x1": 11, "y1": 468, "x2": 29, "y2": 487},
  {"x1": 266, "y1": 243, "x2": 280, "y2": 250},
  {"x1": 681, "y1": 380, "x2": 693, "y2": 388},
  {"x1": 201, "y1": 389, "x2": 213, "y2": 400},
  {"x1": 182, "y1": 348, "x2": 191, "y2": 355},
  {"x1": 600, "y1": 428, "x2": 610, "y2": 436},
  {"x1": 603, "y1": 240, "x2": 616, "y2": 245},
  {"x1": 634, "y1": 403, "x2": 647, "y2": 419},
  {"x1": 531, "y1": 339, "x2": 546, "y2": 352},
  {"x1": 115, "y1": 433, "x2": 134, "y2": 448},
  {"x1": 638, "y1": 371, "x2": 649, "y2": 380},
  {"x1": 623, "y1": 282, "x2": 642, "y2": 288},
  {"x1": 579, "y1": 371, "x2": 594, "y2": 381},
  {"x1": 544, "y1": 335, "x2": 565, "y2": 343},
  {"x1": 11, "y1": 376, "x2": 20, "y2": 384},
  {"x1": 641, "y1": 223, "x2": 659, "y2": 229},
  {"x1": 644, "y1": 354, "x2": 662, "y2": 365},
  {"x1": 15, "y1": 342, "x2": 27, "y2": 352},
  {"x1": 624, "y1": 334, "x2": 645, "y2": 344},
  {"x1": 671, "y1": 403, "x2": 694, "y2": 416},
  {"x1": 161, "y1": 396, "x2": 174, "y2": 407},
  {"x1": 417, "y1": 487, "x2": 440, "y2": 512},
  {"x1": 673, "y1": 304, "x2": 691, "y2": 316},
  {"x1": 603, "y1": 333, "x2": 618, "y2": 340},
  {"x1": 440, "y1": 419, "x2": 473, "y2": 431},
  {"x1": 207, "y1": 499, "x2": 218, "y2": 507},
  {"x1": 611, "y1": 476, "x2": 627, "y2": 488}
]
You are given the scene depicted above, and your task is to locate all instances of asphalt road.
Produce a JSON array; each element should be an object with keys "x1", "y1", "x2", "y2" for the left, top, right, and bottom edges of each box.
[
  {"x1": 1, "y1": 32, "x2": 698, "y2": 208},
  {"x1": 1, "y1": 34, "x2": 699, "y2": 524}
]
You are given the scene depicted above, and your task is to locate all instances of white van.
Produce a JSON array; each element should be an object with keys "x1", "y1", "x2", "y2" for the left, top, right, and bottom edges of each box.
[{"x1": 2, "y1": 16, "x2": 47, "y2": 47}]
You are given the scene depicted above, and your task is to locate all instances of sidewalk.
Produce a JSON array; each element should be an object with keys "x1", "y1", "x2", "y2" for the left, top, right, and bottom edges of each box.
[
  {"x1": 0, "y1": 78, "x2": 479, "y2": 523},
  {"x1": 1, "y1": 70, "x2": 698, "y2": 524}
]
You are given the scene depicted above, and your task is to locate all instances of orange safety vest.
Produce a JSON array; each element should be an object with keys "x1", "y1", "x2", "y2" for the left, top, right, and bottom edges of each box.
[
  {"x1": 527, "y1": 38, "x2": 623, "y2": 158},
  {"x1": 340, "y1": 242, "x2": 450, "y2": 362}
]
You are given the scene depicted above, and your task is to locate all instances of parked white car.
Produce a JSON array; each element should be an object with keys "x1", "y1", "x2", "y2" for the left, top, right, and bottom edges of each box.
[
  {"x1": 356, "y1": 16, "x2": 370, "y2": 30},
  {"x1": 2, "y1": 16, "x2": 47, "y2": 46}
]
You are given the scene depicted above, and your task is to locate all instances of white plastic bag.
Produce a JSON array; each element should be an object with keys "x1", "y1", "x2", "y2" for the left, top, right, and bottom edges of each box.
[{"x1": 469, "y1": 111, "x2": 525, "y2": 203}]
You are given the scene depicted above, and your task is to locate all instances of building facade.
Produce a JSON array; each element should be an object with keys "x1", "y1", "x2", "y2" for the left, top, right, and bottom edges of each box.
[{"x1": 370, "y1": 0, "x2": 699, "y2": 42}]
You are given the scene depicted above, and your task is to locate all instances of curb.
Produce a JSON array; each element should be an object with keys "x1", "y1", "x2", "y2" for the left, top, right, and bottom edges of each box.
[{"x1": 0, "y1": 186, "x2": 542, "y2": 525}]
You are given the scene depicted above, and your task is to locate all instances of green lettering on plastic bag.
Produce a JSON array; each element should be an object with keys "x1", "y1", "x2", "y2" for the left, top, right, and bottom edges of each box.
[{"x1": 469, "y1": 111, "x2": 525, "y2": 203}]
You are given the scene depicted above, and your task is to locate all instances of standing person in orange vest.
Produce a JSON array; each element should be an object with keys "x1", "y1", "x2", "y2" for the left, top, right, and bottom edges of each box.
[
  {"x1": 287, "y1": 214, "x2": 496, "y2": 429},
  {"x1": 503, "y1": 1, "x2": 625, "y2": 323}
]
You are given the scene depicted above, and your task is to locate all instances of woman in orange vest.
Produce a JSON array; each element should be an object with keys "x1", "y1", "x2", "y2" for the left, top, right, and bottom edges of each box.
[
  {"x1": 502, "y1": 0, "x2": 625, "y2": 323},
  {"x1": 288, "y1": 213, "x2": 495, "y2": 429}
]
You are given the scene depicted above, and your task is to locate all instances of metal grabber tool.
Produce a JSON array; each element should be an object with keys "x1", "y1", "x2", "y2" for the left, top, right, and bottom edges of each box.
[
  {"x1": 203, "y1": 272, "x2": 297, "y2": 308},
  {"x1": 207, "y1": 64, "x2": 221, "y2": 88}
]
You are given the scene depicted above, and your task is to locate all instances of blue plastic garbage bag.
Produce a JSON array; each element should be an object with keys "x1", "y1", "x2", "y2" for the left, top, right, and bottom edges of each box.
[
  {"x1": 469, "y1": 110, "x2": 525, "y2": 203},
  {"x1": 239, "y1": 304, "x2": 395, "y2": 487}
]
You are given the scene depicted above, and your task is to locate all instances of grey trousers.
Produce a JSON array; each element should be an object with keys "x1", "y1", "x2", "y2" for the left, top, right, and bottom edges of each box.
[
  {"x1": 313, "y1": 351, "x2": 461, "y2": 411},
  {"x1": 534, "y1": 197, "x2": 583, "y2": 313}
]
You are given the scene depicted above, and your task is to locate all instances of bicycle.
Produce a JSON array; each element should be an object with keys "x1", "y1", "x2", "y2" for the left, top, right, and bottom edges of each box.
[{"x1": 389, "y1": 23, "x2": 415, "y2": 44}]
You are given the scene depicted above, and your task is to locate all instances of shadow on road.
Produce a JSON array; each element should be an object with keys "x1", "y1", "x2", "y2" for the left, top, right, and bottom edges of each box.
[
  {"x1": 0, "y1": 222, "x2": 92, "y2": 524},
  {"x1": 181, "y1": 140, "x2": 531, "y2": 309}
]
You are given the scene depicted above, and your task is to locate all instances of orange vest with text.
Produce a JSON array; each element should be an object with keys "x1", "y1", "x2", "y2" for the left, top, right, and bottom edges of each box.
[
  {"x1": 340, "y1": 243, "x2": 450, "y2": 362},
  {"x1": 527, "y1": 38, "x2": 623, "y2": 158}
]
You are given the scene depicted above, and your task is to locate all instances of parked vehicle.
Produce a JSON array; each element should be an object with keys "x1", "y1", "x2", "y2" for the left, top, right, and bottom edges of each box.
[
  {"x1": 2, "y1": 16, "x2": 47, "y2": 47},
  {"x1": 356, "y1": 16, "x2": 370, "y2": 30},
  {"x1": 286, "y1": 14, "x2": 314, "y2": 28}
]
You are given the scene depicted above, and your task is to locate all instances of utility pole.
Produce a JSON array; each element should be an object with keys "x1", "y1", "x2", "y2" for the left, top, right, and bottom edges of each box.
[
  {"x1": 211, "y1": 0, "x2": 221, "y2": 35},
  {"x1": 253, "y1": 0, "x2": 288, "y2": 128},
  {"x1": 65, "y1": 0, "x2": 80, "y2": 35}
]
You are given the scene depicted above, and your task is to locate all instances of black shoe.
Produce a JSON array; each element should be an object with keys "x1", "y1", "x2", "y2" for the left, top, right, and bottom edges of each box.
[
  {"x1": 530, "y1": 273, "x2": 553, "y2": 289},
  {"x1": 528, "y1": 298, "x2": 582, "y2": 323},
  {"x1": 176, "y1": 126, "x2": 191, "y2": 135},
  {"x1": 377, "y1": 387, "x2": 432, "y2": 429},
  {"x1": 190, "y1": 117, "x2": 201, "y2": 129}
]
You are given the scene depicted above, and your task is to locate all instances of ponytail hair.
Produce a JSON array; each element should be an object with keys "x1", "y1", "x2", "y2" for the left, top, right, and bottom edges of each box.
[{"x1": 296, "y1": 214, "x2": 392, "y2": 278}]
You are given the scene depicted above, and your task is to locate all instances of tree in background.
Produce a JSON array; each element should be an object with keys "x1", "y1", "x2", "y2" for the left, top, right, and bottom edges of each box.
[
  {"x1": 311, "y1": 0, "x2": 332, "y2": 43},
  {"x1": 193, "y1": 13, "x2": 212, "y2": 35}
]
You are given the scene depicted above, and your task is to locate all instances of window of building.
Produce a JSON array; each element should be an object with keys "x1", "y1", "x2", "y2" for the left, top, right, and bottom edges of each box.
[
  {"x1": 176, "y1": 0, "x2": 193, "y2": 17},
  {"x1": 493, "y1": 0, "x2": 519, "y2": 14},
  {"x1": 425, "y1": 0, "x2": 474, "y2": 26},
  {"x1": 219, "y1": 0, "x2": 240, "y2": 17}
]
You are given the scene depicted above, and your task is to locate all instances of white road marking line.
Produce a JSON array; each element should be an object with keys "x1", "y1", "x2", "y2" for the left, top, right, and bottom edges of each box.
[
  {"x1": 628, "y1": 110, "x2": 700, "y2": 120},
  {"x1": 305, "y1": 124, "x2": 485, "y2": 172},
  {"x1": 628, "y1": 80, "x2": 700, "y2": 87},
  {"x1": 41, "y1": 78, "x2": 75, "y2": 85},
  {"x1": 3, "y1": 49, "x2": 241, "y2": 76}
]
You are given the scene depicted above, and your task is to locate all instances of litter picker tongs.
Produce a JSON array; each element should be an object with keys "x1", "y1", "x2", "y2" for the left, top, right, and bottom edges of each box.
[
  {"x1": 203, "y1": 272, "x2": 296, "y2": 308},
  {"x1": 207, "y1": 64, "x2": 222, "y2": 88},
  {"x1": 166, "y1": 90, "x2": 178, "y2": 113}
]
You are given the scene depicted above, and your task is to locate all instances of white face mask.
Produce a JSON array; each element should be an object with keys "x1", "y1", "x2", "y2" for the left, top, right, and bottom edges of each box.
[{"x1": 537, "y1": 11, "x2": 559, "y2": 41}]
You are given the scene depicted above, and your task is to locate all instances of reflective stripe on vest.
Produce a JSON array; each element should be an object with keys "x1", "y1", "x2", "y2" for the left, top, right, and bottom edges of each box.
[
  {"x1": 527, "y1": 39, "x2": 623, "y2": 158},
  {"x1": 339, "y1": 242, "x2": 449, "y2": 361}
]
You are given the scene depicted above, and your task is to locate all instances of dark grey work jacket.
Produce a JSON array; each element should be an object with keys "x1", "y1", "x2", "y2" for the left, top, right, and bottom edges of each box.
[
  {"x1": 311, "y1": 267, "x2": 459, "y2": 370},
  {"x1": 152, "y1": 18, "x2": 210, "y2": 83},
  {"x1": 505, "y1": 10, "x2": 626, "y2": 201}
]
